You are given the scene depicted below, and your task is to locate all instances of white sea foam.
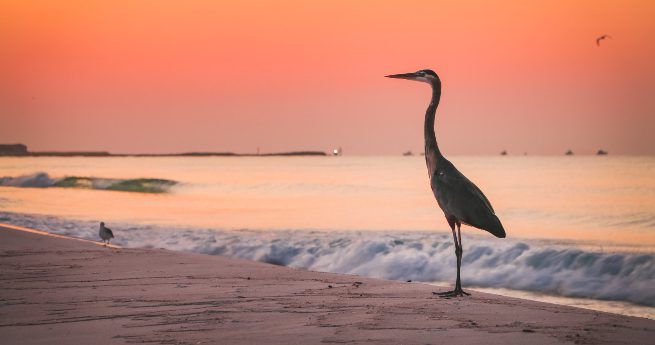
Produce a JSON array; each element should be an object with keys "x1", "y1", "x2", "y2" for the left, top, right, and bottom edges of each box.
[
  {"x1": 2, "y1": 211, "x2": 653, "y2": 308},
  {"x1": 0, "y1": 172, "x2": 57, "y2": 187},
  {"x1": 0, "y1": 173, "x2": 176, "y2": 193}
]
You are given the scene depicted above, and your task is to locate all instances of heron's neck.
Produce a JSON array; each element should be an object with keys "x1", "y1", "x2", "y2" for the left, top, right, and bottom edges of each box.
[{"x1": 425, "y1": 81, "x2": 442, "y2": 173}]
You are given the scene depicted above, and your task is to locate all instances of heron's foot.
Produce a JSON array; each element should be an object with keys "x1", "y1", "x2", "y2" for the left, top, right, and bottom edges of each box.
[{"x1": 432, "y1": 288, "x2": 470, "y2": 298}]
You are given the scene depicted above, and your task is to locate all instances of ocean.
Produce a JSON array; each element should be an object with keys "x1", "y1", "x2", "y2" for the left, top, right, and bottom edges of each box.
[{"x1": 1, "y1": 155, "x2": 654, "y2": 318}]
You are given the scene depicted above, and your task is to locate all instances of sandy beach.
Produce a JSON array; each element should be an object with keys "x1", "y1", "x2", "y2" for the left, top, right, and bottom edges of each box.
[{"x1": 0, "y1": 224, "x2": 653, "y2": 345}]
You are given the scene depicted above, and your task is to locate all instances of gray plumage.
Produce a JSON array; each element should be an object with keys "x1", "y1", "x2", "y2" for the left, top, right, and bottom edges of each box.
[
  {"x1": 99, "y1": 221, "x2": 114, "y2": 246},
  {"x1": 432, "y1": 159, "x2": 506, "y2": 237},
  {"x1": 386, "y1": 69, "x2": 506, "y2": 297}
]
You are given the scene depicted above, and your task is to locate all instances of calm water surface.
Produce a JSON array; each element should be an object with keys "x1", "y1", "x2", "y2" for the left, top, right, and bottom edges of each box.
[{"x1": 1, "y1": 155, "x2": 654, "y2": 245}]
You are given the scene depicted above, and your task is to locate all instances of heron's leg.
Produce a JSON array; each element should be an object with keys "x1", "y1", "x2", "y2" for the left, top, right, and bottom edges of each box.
[
  {"x1": 433, "y1": 219, "x2": 461, "y2": 296},
  {"x1": 435, "y1": 221, "x2": 470, "y2": 297},
  {"x1": 454, "y1": 223, "x2": 470, "y2": 296},
  {"x1": 454, "y1": 223, "x2": 462, "y2": 290},
  {"x1": 453, "y1": 224, "x2": 462, "y2": 290}
]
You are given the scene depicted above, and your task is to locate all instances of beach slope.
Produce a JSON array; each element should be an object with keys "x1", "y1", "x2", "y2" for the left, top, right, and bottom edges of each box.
[{"x1": 0, "y1": 225, "x2": 652, "y2": 344}]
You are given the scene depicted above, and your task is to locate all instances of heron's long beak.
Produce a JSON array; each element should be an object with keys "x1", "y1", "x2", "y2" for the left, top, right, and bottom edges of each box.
[{"x1": 385, "y1": 72, "x2": 419, "y2": 80}]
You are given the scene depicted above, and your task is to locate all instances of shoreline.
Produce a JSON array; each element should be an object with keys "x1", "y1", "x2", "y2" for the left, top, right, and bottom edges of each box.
[
  {"x1": 1, "y1": 214, "x2": 654, "y2": 316},
  {"x1": 1, "y1": 224, "x2": 653, "y2": 344},
  {"x1": 1, "y1": 215, "x2": 654, "y2": 319}
]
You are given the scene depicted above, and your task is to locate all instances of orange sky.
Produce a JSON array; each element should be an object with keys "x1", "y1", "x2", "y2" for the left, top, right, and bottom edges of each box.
[{"x1": 1, "y1": 0, "x2": 654, "y2": 154}]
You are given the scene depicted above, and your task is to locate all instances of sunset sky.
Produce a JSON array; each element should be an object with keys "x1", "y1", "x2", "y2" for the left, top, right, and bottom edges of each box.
[{"x1": 1, "y1": 0, "x2": 654, "y2": 155}]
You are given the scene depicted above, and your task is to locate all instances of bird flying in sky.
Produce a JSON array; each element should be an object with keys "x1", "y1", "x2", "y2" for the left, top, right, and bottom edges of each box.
[{"x1": 596, "y1": 34, "x2": 612, "y2": 47}]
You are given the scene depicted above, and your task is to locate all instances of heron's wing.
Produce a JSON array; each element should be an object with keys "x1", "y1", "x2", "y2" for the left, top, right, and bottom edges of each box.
[
  {"x1": 438, "y1": 170, "x2": 494, "y2": 214},
  {"x1": 462, "y1": 175, "x2": 495, "y2": 213},
  {"x1": 432, "y1": 162, "x2": 505, "y2": 237}
]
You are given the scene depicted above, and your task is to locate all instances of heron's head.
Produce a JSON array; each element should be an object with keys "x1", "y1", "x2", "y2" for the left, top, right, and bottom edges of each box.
[
  {"x1": 385, "y1": 69, "x2": 440, "y2": 84},
  {"x1": 100, "y1": 222, "x2": 104, "y2": 226}
]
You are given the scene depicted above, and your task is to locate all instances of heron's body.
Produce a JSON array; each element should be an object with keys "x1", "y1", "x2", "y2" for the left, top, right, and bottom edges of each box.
[
  {"x1": 387, "y1": 69, "x2": 505, "y2": 296},
  {"x1": 99, "y1": 222, "x2": 114, "y2": 246},
  {"x1": 431, "y1": 158, "x2": 505, "y2": 237}
]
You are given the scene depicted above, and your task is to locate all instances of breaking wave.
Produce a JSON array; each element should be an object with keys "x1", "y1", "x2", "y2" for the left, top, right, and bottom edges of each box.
[
  {"x1": 0, "y1": 173, "x2": 177, "y2": 193},
  {"x1": 1, "y1": 211, "x2": 653, "y2": 307}
]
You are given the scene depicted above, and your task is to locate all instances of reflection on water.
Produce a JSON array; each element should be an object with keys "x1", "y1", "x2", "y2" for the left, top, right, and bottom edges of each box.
[
  {"x1": 471, "y1": 286, "x2": 655, "y2": 320},
  {"x1": 1, "y1": 156, "x2": 654, "y2": 244}
]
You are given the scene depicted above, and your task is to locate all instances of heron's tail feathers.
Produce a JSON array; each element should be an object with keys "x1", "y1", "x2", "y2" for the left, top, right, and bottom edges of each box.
[
  {"x1": 486, "y1": 215, "x2": 506, "y2": 238},
  {"x1": 462, "y1": 213, "x2": 506, "y2": 238}
]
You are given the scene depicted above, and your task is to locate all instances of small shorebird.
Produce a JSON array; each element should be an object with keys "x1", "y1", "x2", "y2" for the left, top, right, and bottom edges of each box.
[
  {"x1": 99, "y1": 222, "x2": 114, "y2": 246},
  {"x1": 386, "y1": 69, "x2": 506, "y2": 297}
]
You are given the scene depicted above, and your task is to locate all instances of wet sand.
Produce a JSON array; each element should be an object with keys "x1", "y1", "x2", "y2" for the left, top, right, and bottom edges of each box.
[{"x1": 0, "y1": 224, "x2": 653, "y2": 344}]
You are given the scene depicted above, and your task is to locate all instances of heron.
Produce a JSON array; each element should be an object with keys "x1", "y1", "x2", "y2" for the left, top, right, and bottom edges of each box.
[
  {"x1": 99, "y1": 221, "x2": 114, "y2": 246},
  {"x1": 386, "y1": 69, "x2": 506, "y2": 297}
]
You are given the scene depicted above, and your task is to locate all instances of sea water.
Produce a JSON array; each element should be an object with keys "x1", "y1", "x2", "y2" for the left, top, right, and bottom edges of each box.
[{"x1": 1, "y1": 155, "x2": 654, "y2": 318}]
